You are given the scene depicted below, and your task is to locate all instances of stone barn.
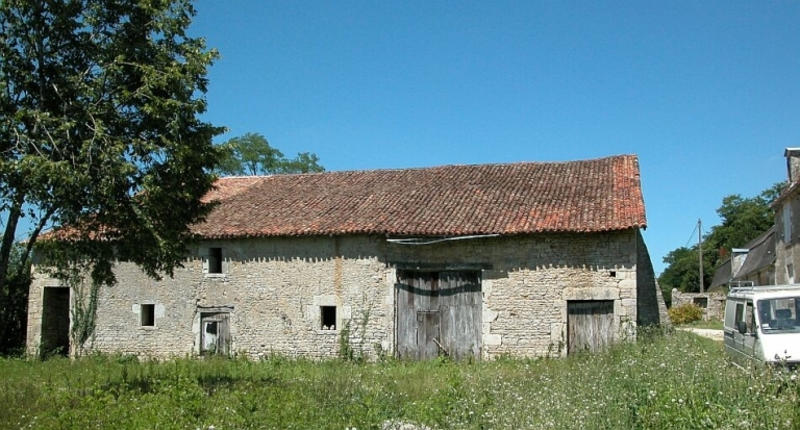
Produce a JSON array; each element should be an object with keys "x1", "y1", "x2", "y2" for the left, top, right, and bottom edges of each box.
[{"x1": 26, "y1": 154, "x2": 667, "y2": 359}]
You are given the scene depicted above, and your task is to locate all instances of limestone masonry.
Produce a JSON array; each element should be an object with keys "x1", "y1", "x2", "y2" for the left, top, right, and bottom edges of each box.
[{"x1": 27, "y1": 156, "x2": 666, "y2": 359}]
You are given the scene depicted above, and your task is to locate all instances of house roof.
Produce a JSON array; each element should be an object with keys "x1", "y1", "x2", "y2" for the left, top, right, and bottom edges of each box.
[
  {"x1": 733, "y1": 226, "x2": 775, "y2": 280},
  {"x1": 192, "y1": 154, "x2": 647, "y2": 239},
  {"x1": 772, "y1": 180, "x2": 798, "y2": 207},
  {"x1": 710, "y1": 258, "x2": 732, "y2": 290},
  {"x1": 709, "y1": 226, "x2": 776, "y2": 291}
]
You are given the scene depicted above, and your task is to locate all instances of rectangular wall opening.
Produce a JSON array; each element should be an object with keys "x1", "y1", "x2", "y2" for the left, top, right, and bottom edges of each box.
[
  {"x1": 200, "y1": 312, "x2": 230, "y2": 355},
  {"x1": 320, "y1": 306, "x2": 336, "y2": 330},
  {"x1": 140, "y1": 304, "x2": 155, "y2": 326},
  {"x1": 41, "y1": 287, "x2": 70, "y2": 357},
  {"x1": 208, "y1": 247, "x2": 223, "y2": 274}
]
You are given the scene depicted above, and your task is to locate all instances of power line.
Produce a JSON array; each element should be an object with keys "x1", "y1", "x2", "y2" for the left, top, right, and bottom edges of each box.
[{"x1": 684, "y1": 222, "x2": 698, "y2": 248}]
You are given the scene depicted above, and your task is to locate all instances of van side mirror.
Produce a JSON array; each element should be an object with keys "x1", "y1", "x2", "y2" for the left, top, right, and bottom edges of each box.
[{"x1": 737, "y1": 321, "x2": 747, "y2": 334}]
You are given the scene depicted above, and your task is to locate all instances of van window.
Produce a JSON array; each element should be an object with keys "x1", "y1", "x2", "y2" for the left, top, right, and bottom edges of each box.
[
  {"x1": 724, "y1": 300, "x2": 738, "y2": 328},
  {"x1": 734, "y1": 303, "x2": 744, "y2": 327},
  {"x1": 757, "y1": 297, "x2": 800, "y2": 334},
  {"x1": 745, "y1": 302, "x2": 754, "y2": 333}
]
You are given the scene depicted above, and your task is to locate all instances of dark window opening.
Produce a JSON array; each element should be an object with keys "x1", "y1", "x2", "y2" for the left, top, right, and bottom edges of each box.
[
  {"x1": 693, "y1": 297, "x2": 708, "y2": 308},
  {"x1": 141, "y1": 304, "x2": 155, "y2": 326},
  {"x1": 321, "y1": 306, "x2": 336, "y2": 330},
  {"x1": 208, "y1": 247, "x2": 223, "y2": 274},
  {"x1": 609, "y1": 271, "x2": 617, "y2": 278}
]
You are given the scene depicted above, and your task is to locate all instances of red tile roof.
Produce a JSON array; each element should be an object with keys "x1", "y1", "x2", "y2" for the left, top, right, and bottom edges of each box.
[{"x1": 193, "y1": 155, "x2": 646, "y2": 239}]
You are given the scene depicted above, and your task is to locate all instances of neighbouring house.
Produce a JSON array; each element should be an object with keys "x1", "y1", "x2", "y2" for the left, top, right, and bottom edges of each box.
[
  {"x1": 774, "y1": 148, "x2": 800, "y2": 285},
  {"x1": 27, "y1": 155, "x2": 667, "y2": 360},
  {"x1": 681, "y1": 226, "x2": 778, "y2": 321},
  {"x1": 696, "y1": 147, "x2": 800, "y2": 320},
  {"x1": 709, "y1": 147, "x2": 800, "y2": 289},
  {"x1": 709, "y1": 226, "x2": 776, "y2": 291}
]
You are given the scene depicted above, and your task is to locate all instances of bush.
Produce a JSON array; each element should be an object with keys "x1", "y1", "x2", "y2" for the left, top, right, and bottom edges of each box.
[{"x1": 668, "y1": 303, "x2": 704, "y2": 325}]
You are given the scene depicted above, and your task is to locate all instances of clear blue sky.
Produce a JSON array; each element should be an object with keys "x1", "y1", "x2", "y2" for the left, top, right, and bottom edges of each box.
[{"x1": 189, "y1": 0, "x2": 800, "y2": 275}]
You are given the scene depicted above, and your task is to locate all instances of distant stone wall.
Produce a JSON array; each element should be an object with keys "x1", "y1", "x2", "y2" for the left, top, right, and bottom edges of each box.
[
  {"x1": 28, "y1": 229, "x2": 650, "y2": 360},
  {"x1": 670, "y1": 290, "x2": 725, "y2": 321}
]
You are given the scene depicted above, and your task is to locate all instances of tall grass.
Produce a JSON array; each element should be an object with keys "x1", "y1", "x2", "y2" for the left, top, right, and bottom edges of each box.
[{"x1": 1, "y1": 330, "x2": 797, "y2": 429}]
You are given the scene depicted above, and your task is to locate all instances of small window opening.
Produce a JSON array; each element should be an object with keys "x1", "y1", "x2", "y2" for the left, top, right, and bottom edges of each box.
[
  {"x1": 208, "y1": 247, "x2": 223, "y2": 274},
  {"x1": 609, "y1": 271, "x2": 617, "y2": 278},
  {"x1": 320, "y1": 306, "x2": 336, "y2": 330},
  {"x1": 141, "y1": 304, "x2": 155, "y2": 326},
  {"x1": 693, "y1": 297, "x2": 708, "y2": 308}
]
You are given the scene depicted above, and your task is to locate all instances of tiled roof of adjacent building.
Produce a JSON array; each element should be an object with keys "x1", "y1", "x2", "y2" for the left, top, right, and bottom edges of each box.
[
  {"x1": 734, "y1": 226, "x2": 776, "y2": 279},
  {"x1": 193, "y1": 154, "x2": 647, "y2": 239}
]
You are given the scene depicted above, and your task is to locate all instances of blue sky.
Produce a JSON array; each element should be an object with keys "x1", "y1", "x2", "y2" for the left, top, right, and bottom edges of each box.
[{"x1": 190, "y1": 1, "x2": 800, "y2": 274}]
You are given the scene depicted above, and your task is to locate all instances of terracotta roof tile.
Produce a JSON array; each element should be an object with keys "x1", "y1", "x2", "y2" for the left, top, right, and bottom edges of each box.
[{"x1": 191, "y1": 154, "x2": 647, "y2": 239}]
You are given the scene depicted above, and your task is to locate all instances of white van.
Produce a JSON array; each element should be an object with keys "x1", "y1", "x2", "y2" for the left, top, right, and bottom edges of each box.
[{"x1": 724, "y1": 285, "x2": 800, "y2": 368}]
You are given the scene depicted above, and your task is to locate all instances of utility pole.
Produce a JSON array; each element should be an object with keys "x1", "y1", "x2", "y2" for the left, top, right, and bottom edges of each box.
[{"x1": 698, "y1": 218, "x2": 704, "y2": 293}]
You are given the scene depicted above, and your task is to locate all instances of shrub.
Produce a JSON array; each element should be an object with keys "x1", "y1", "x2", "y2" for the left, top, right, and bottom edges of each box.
[{"x1": 668, "y1": 303, "x2": 704, "y2": 325}]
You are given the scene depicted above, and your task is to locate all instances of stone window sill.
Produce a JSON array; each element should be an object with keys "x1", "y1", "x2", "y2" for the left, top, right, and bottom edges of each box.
[
  {"x1": 204, "y1": 273, "x2": 228, "y2": 280},
  {"x1": 317, "y1": 330, "x2": 339, "y2": 335},
  {"x1": 139, "y1": 326, "x2": 157, "y2": 330}
]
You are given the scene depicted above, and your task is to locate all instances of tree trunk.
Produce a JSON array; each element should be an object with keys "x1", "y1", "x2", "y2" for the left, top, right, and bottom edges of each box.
[
  {"x1": 0, "y1": 194, "x2": 24, "y2": 352},
  {"x1": 0, "y1": 194, "x2": 24, "y2": 294}
]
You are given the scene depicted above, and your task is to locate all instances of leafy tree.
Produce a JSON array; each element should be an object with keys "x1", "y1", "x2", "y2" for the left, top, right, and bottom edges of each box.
[
  {"x1": 217, "y1": 133, "x2": 324, "y2": 175},
  {"x1": 658, "y1": 183, "x2": 785, "y2": 298},
  {"x1": 0, "y1": 0, "x2": 223, "y2": 351},
  {"x1": 704, "y1": 183, "x2": 783, "y2": 252}
]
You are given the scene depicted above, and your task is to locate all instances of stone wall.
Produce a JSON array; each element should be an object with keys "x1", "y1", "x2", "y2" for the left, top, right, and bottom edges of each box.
[
  {"x1": 28, "y1": 229, "x2": 650, "y2": 360},
  {"x1": 635, "y1": 230, "x2": 670, "y2": 326},
  {"x1": 775, "y1": 191, "x2": 800, "y2": 284},
  {"x1": 670, "y1": 290, "x2": 726, "y2": 321}
]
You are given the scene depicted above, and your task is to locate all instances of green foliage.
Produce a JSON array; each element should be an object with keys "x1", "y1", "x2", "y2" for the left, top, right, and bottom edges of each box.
[
  {"x1": 338, "y1": 320, "x2": 354, "y2": 361},
  {"x1": 217, "y1": 132, "x2": 324, "y2": 176},
  {"x1": 0, "y1": 0, "x2": 224, "y2": 351},
  {"x1": 1, "y1": 332, "x2": 798, "y2": 429},
  {"x1": 667, "y1": 303, "x2": 704, "y2": 325},
  {"x1": 659, "y1": 246, "x2": 710, "y2": 296},
  {"x1": 339, "y1": 301, "x2": 373, "y2": 362},
  {"x1": 705, "y1": 184, "x2": 783, "y2": 252},
  {"x1": 0, "y1": 244, "x2": 31, "y2": 356},
  {"x1": 659, "y1": 183, "x2": 785, "y2": 295}
]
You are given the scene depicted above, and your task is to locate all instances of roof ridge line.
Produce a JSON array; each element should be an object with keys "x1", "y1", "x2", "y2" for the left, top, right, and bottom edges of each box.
[{"x1": 215, "y1": 154, "x2": 638, "y2": 180}]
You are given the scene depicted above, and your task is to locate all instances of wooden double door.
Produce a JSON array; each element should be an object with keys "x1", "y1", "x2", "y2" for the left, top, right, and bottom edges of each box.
[
  {"x1": 201, "y1": 312, "x2": 231, "y2": 356},
  {"x1": 567, "y1": 300, "x2": 614, "y2": 354},
  {"x1": 395, "y1": 270, "x2": 482, "y2": 360}
]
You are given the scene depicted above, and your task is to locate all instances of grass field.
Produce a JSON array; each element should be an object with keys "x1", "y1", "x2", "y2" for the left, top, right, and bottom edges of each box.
[
  {"x1": 678, "y1": 319, "x2": 725, "y2": 330},
  {"x1": 1, "y1": 329, "x2": 798, "y2": 429}
]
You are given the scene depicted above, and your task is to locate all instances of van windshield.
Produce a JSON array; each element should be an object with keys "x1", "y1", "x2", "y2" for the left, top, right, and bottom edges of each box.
[{"x1": 757, "y1": 297, "x2": 800, "y2": 334}]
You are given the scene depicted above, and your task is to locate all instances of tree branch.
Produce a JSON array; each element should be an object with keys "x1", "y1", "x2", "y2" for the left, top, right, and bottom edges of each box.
[{"x1": 17, "y1": 205, "x2": 56, "y2": 275}]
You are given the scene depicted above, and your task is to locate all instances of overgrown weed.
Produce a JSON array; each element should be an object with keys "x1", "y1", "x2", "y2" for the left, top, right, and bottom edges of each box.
[{"x1": 1, "y1": 331, "x2": 797, "y2": 429}]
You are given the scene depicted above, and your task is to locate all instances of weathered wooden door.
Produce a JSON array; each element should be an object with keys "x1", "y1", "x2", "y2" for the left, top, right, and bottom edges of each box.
[
  {"x1": 567, "y1": 300, "x2": 614, "y2": 354},
  {"x1": 201, "y1": 312, "x2": 231, "y2": 356},
  {"x1": 396, "y1": 270, "x2": 482, "y2": 360}
]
